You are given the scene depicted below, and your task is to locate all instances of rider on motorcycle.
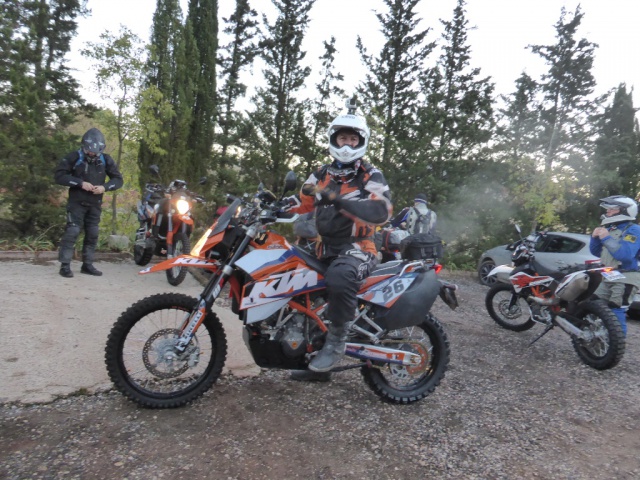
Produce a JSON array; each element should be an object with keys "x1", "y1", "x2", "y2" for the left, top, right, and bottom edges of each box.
[
  {"x1": 282, "y1": 102, "x2": 393, "y2": 380},
  {"x1": 590, "y1": 195, "x2": 640, "y2": 335}
]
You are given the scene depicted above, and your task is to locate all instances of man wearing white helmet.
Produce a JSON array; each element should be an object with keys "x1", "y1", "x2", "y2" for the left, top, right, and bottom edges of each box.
[
  {"x1": 282, "y1": 99, "x2": 393, "y2": 381},
  {"x1": 590, "y1": 195, "x2": 640, "y2": 336}
]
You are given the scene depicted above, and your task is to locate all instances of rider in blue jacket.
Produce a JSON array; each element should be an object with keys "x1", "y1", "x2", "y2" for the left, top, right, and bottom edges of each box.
[{"x1": 590, "y1": 195, "x2": 640, "y2": 335}]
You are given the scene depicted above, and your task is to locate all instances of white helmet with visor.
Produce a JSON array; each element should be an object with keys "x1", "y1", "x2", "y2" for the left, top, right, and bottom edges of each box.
[
  {"x1": 599, "y1": 195, "x2": 638, "y2": 225},
  {"x1": 327, "y1": 98, "x2": 370, "y2": 166}
]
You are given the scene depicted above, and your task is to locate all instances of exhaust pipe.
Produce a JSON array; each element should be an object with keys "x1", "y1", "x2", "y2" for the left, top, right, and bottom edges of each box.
[{"x1": 527, "y1": 296, "x2": 560, "y2": 306}]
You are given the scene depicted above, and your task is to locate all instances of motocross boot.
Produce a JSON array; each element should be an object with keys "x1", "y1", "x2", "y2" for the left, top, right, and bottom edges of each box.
[
  {"x1": 59, "y1": 264, "x2": 73, "y2": 278},
  {"x1": 308, "y1": 327, "x2": 347, "y2": 373},
  {"x1": 289, "y1": 370, "x2": 332, "y2": 382}
]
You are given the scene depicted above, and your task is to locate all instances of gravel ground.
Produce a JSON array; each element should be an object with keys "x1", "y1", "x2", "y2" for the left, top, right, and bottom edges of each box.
[{"x1": 2, "y1": 272, "x2": 640, "y2": 479}]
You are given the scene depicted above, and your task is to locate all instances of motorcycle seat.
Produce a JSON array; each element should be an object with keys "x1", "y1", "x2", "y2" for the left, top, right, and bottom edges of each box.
[
  {"x1": 531, "y1": 259, "x2": 567, "y2": 280},
  {"x1": 291, "y1": 245, "x2": 328, "y2": 276}
]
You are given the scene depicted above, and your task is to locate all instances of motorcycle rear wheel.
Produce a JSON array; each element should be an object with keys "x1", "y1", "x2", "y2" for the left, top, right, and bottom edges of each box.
[
  {"x1": 360, "y1": 315, "x2": 450, "y2": 404},
  {"x1": 166, "y1": 232, "x2": 191, "y2": 286},
  {"x1": 570, "y1": 300, "x2": 625, "y2": 370},
  {"x1": 105, "y1": 293, "x2": 227, "y2": 408},
  {"x1": 485, "y1": 283, "x2": 535, "y2": 331}
]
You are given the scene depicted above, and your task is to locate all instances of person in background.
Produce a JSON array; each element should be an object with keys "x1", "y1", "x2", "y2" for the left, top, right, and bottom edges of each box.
[
  {"x1": 589, "y1": 195, "x2": 640, "y2": 336},
  {"x1": 281, "y1": 100, "x2": 392, "y2": 381},
  {"x1": 55, "y1": 128, "x2": 123, "y2": 278},
  {"x1": 405, "y1": 193, "x2": 437, "y2": 235}
]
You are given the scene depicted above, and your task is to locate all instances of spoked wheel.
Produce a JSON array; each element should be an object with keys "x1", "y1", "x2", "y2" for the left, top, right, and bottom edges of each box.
[
  {"x1": 571, "y1": 300, "x2": 625, "y2": 370},
  {"x1": 485, "y1": 283, "x2": 535, "y2": 331},
  {"x1": 360, "y1": 315, "x2": 450, "y2": 404},
  {"x1": 105, "y1": 293, "x2": 227, "y2": 408},
  {"x1": 166, "y1": 232, "x2": 191, "y2": 286}
]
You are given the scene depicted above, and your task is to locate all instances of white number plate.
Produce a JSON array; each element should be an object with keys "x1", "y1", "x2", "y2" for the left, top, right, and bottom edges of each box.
[{"x1": 601, "y1": 270, "x2": 625, "y2": 281}]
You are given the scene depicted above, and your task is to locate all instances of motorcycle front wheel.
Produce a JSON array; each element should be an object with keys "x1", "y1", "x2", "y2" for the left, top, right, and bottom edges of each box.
[
  {"x1": 570, "y1": 300, "x2": 625, "y2": 370},
  {"x1": 105, "y1": 293, "x2": 227, "y2": 408},
  {"x1": 360, "y1": 315, "x2": 450, "y2": 404},
  {"x1": 166, "y1": 232, "x2": 191, "y2": 286},
  {"x1": 485, "y1": 283, "x2": 535, "y2": 331}
]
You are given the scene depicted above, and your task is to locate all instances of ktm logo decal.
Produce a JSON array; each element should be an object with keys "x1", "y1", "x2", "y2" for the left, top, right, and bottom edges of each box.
[{"x1": 242, "y1": 269, "x2": 319, "y2": 307}]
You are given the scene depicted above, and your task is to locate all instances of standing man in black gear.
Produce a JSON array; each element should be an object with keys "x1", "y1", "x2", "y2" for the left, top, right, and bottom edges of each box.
[{"x1": 55, "y1": 128, "x2": 123, "y2": 278}]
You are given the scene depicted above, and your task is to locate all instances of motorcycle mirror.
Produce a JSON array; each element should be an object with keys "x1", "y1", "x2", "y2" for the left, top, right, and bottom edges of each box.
[
  {"x1": 149, "y1": 165, "x2": 160, "y2": 177},
  {"x1": 283, "y1": 171, "x2": 297, "y2": 194},
  {"x1": 514, "y1": 224, "x2": 521, "y2": 234},
  {"x1": 198, "y1": 176, "x2": 207, "y2": 185}
]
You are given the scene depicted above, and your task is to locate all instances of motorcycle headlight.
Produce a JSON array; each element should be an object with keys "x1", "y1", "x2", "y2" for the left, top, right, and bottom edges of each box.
[{"x1": 176, "y1": 198, "x2": 190, "y2": 215}]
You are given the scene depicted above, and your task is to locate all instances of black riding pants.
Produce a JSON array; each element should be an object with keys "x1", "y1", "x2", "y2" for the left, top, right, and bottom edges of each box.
[
  {"x1": 58, "y1": 201, "x2": 102, "y2": 265},
  {"x1": 323, "y1": 245, "x2": 378, "y2": 330}
]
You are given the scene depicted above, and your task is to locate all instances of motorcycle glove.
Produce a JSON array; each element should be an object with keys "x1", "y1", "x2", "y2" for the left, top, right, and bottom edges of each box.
[
  {"x1": 279, "y1": 195, "x2": 301, "y2": 213},
  {"x1": 314, "y1": 189, "x2": 342, "y2": 208}
]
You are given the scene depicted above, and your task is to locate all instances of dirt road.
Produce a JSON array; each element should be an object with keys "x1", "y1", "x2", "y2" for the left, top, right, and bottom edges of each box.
[{"x1": 1, "y1": 258, "x2": 640, "y2": 479}]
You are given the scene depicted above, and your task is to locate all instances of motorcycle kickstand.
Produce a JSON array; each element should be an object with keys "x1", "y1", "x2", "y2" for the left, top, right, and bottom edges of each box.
[{"x1": 529, "y1": 324, "x2": 554, "y2": 346}]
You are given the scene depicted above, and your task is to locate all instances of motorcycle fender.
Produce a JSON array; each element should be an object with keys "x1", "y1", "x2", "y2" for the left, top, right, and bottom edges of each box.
[
  {"x1": 371, "y1": 269, "x2": 440, "y2": 330},
  {"x1": 488, "y1": 265, "x2": 514, "y2": 283},
  {"x1": 139, "y1": 255, "x2": 218, "y2": 275}
]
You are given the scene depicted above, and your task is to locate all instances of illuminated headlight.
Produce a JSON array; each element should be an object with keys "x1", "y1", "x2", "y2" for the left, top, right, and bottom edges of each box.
[{"x1": 176, "y1": 198, "x2": 190, "y2": 215}]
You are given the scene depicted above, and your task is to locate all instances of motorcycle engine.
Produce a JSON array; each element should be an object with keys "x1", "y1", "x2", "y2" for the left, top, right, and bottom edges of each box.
[{"x1": 280, "y1": 313, "x2": 307, "y2": 358}]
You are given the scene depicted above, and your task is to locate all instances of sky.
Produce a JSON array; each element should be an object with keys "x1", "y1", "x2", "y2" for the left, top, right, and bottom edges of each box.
[{"x1": 69, "y1": 0, "x2": 640, "y2": 111}]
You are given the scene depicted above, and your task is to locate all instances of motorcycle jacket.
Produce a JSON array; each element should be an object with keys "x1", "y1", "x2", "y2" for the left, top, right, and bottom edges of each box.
[
  {"x1": 291, "y1": 161, "x2": 392, "y2": 256},
  {"x1": 590, "y1": 221, "x2": 640, "y2": 272},
  {"x1": 55, "y1": 149, "x2": 123, "y2": 206}
]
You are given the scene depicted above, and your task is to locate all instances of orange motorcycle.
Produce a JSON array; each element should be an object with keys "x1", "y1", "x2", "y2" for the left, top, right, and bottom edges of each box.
[{"x1": 106, "y1": 172, "x2": 458, "y2": 408}]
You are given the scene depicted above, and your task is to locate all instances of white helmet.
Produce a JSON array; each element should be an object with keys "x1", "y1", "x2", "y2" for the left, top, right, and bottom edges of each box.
[
  {"x1": 327, "y1": 109, "x2": 370, "y2": 166},
  {"x1": 599, "y1": 195, "x2": 638, "y2": 225}
]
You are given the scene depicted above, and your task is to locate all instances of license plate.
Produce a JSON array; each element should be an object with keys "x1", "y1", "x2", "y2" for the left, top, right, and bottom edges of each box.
[{"x1": 601, "y1": 270, "x2": 625, "y2": 281}]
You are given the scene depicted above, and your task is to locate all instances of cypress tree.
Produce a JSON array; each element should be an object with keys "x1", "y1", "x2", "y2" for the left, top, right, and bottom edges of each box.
[
  {"x1": 187, "y1": 0, "x2": 218, "y2": 181},
  {"x1": 216, "y1": 0, "x2": 259, "y2": 191},
  {"x1": 137, "y1": 0, "x2": 184, "y2": 185}
]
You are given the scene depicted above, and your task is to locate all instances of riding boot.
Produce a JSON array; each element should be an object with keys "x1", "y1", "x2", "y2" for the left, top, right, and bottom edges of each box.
[
  {"x1": 611, "y1": 307, "x2": 628, "y2": 336},
  {"x1": 309, "y1": 327, "x2": 346, "y2": 372}
]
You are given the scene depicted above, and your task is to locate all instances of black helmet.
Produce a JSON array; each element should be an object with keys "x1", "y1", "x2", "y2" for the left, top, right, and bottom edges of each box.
[{"x1": 81, "y1": 128, "x2": 106, "y2": 156}]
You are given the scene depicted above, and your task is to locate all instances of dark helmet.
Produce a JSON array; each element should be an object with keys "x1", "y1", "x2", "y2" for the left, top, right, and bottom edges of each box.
[{"x1": 81, "y1": 128, "x2": 106, "y2": 156}]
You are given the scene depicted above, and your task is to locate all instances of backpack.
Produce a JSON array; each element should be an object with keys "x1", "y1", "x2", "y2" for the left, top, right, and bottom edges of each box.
[{"x1": 408, "y1": 207, "x2": 433, "y2": 235}]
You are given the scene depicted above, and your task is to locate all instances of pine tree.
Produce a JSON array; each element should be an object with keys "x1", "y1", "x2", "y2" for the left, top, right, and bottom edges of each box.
[
  {"x1": 0, "y1": 0, "x2": 86, "y2": 240},
  {"x1": 356, "y1": 0, "x2": 434, "y2": 180},
  {"x1": 244, "y1": 0, "x2": 314, "y2": 191},
  {"x1": 413, "y1": 0, "x2": 494, "y2": 206},
  {"x1": 527, "y1": 6, "x2": 601, "y2": 230},
  {"x1": 529, "y1": 6, "x2": 598, "y2": 173}
]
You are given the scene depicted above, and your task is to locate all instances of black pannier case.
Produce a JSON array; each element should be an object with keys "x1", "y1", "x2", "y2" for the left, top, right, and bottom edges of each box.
[{"x1": 400, "y1": 233, "x2": 444, "y2": 261}]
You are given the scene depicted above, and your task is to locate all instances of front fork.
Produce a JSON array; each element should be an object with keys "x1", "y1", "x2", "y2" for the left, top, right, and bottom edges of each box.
[{"x1": 174, "y1": 226, "x2": 258, "y2": 352}]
